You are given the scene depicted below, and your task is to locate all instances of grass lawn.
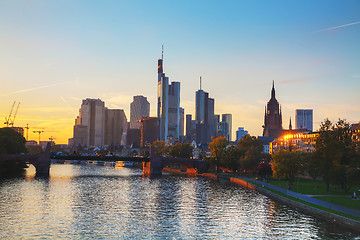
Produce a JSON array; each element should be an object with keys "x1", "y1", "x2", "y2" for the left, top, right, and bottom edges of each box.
[
  {"x1": 314, "y1": 195, "x2": 360, "y2": 211},
  {"x1": 262, "y1": 177, "x2": 358, "y2": 196}
]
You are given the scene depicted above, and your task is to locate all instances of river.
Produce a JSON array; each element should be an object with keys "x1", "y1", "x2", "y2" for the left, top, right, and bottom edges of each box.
[{"x1": 0, "y1": 163, "x2": 359, "y2": 239}]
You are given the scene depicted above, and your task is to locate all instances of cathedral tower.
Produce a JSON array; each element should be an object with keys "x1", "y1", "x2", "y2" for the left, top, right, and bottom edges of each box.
[{"x1": 262, "y1": 81, "x2": 283, "y2": 138}]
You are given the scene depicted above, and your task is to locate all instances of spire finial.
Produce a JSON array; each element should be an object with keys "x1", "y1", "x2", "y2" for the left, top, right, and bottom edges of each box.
[
  {"x1": 200, "y1": 76, "x2": 202, "y2": 90},
  {"x1": 271, "y1": 80, "x2": 276, "y2": 99}
]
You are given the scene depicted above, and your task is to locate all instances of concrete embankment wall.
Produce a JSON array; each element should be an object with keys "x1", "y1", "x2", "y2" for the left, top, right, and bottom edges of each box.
[{"x1": 230, "y1": 177, "x2": 360, "y2": 233}]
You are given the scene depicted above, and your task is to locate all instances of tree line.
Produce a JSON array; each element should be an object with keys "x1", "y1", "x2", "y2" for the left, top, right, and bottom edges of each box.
[{"x1": 150, "y1": 118, "x2": 360, "y2": 194}]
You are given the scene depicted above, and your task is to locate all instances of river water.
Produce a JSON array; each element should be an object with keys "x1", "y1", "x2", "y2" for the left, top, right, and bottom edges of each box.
[{"x1": 0, "y1": 164, "x2": 359, "y2": 239}]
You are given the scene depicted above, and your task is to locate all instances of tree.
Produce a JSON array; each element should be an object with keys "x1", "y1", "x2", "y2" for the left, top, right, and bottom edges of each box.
[
  {"x1": 151, "y1": 141, "x2": 168, "y2": 157},
  {"x1": 313, "y1": 118, "x2": 359, "y2": 192},
  {"x1": 256, "y1": 161, "x2": 273, "y2": 179},
  {"x1": 223, "y1": 145, "x2": 243, "y2": 173},
  {"x1": 0, "y1": 128, "x2": 27, "y2": 177},
  {"x1": 0, "y1": 128, "x2": 27, "y2": 154},
  {"x1": 208, "y1": 136, "x2": 229, "y2": 171},
  {"x1": 169, "y1": 143, "x2": 194, "y2": 158},
  {"x1": 237, "y1": 134, "x2": 264, "y2": 173},
  {"x1": 271, "y1": 150, "x2": 305, "y2": 187}
]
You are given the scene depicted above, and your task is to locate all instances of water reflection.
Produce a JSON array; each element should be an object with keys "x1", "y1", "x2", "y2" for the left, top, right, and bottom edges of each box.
[{"x1": 0, "y1": 164, "x2": 359, "y2": 239}]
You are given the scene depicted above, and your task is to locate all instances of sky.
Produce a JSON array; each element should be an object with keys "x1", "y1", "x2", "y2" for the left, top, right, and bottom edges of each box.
[{"x1": 0, "y1": 0, "x2": 359, "y2": 144}]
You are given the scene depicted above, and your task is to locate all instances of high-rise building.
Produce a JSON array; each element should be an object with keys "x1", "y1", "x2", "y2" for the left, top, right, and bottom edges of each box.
[
  {"x1": 236, "y1": 127, "x2": 248, "y2": 142},
  {"x1": 179, "y1": 107, "x2": 184, "y2": 137},
  {"x1": 263, "y1": 81, "x2": 283, "y2": 139},
  {"x1": 195, "y1": 78, "x2": 215, "y2": 144},
  {"x1": 104, "y1": 109, "x2": 127, "y2": 147},
  {"x1": 79, "y1": 98, "x2": 106, "y2": 146},
  {"x1": 217, "y1": 121, "x2": 229, "y2": 139},
  {"x1": 130, "y1": 95, "x2": 150, "y2": 129},
  {"x1": 186, "y1": 114, "x2": 197, "y2": 142},
  {"x1": 156, "y1": 48, "x2": 182, "y2": 143},
  {"x1": 222, "y1": 114, "x2": 232, "y2": 141},
  {"x1": 157, "y1": 51, "x2": 169, "y2": 142},
  {"x1": 69, "y1": 98, "x2": 128, "y2": 148},
  {"x1": 140, "y1": 117, "x2": 160, "y2": 147},
  {"x1": 295, "y1": 109, "x2": 313, "y2": 131},
  {"x1": 168, "y1": 81, "x2": 180, "y2": 141}
]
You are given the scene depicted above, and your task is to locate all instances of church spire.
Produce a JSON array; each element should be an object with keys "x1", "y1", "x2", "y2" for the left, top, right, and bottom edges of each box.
[
  {"x1": 271, "y1": 80, "x2": 275, "y2": 99},
  {"x1": 289, "y1": 117, "x2": 292, "y2": 130}
]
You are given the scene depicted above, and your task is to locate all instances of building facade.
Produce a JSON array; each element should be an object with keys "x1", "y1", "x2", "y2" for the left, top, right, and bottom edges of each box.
[
  {"x1": 140, "y1": 117, "x2": 160, "y2": 147},
  {"x1": 270, "y1": 131, "x2": 318, "y2": 153},
  {"x1": 236, "y1": 127, "x2": 248, "y2": 142},
  {"x1": 222, "y1": 114, "x2": 232, "y2": 141},
  {"x1": 263, "y1": 81, "x2": 283, "y2": 139},
  {"x1": 130, "y1": 95, "x2": 150, "y2": 129},
  {"x1": 295, "y1": 109, "x2": 313, "y2": 131},
  {"x1": 79, "y1": 98, "x2": 106, "y2": 146},
  {"x1": 104, "y1": 109, "x2": 127, "y2": 147}
]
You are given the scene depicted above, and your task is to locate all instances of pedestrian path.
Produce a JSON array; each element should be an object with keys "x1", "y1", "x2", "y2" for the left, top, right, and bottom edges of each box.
[{"x1": 240, "y1": 176, "x2": 360, "y2": 219}]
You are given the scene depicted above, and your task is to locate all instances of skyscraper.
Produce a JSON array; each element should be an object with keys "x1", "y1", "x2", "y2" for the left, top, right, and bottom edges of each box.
[
  {"x1": 179, "y1": 107, "x2": 184, "y2": 138},
  {"x1": 157, "y1": 47, "x2": 182, "y2": 143},
  {"x1": 80, "y1": 98, "x2": 106, "y2": 146},
  {"x1": 222, "y1": 114, "x2": 232, "y2": 141},
  {"x1": 168, "y1": 81, "x2": 180, "y2": 141},
  {"x1": 104, "y1": 109, "x2": 127, "y2": 147},
  {"x1": 263, "y1": 81, "x2": 283, "y2": 139},
  {"x1": 296, "y1": 109, "x2": 313, "y2": 131},
  {"x1": 195, "y1": 78, "x2": 215, "y2": 144},
  {"x1": 130, "y1": 95, "x2": 150, "y2": 129}
]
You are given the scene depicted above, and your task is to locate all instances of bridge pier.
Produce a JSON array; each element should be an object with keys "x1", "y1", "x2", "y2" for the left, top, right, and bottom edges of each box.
[
  {"x1": 32, "y1": 143, "x2": 51, "y2": 176},
  {"x1": 143, "y1": 147, "x2": 163, "y2": 177}
]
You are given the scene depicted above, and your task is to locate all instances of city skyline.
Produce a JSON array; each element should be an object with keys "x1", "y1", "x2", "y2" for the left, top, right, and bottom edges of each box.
[{"x1": 0, "y1": 1, "x2": 359, "y2": 144}]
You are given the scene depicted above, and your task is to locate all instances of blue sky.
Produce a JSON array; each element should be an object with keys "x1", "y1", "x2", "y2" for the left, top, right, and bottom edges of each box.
[{"x1": 0, "y1": 0, "x2": 359, "y2": 143}]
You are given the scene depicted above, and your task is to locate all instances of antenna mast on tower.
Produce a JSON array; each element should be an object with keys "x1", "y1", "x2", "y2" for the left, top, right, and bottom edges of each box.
[
  {"x1": 162, "y1": 44, "x2": 164, "y2": 60},
  {"x1": 200, "y1": 76, "x2": 202, "y2": 90}
]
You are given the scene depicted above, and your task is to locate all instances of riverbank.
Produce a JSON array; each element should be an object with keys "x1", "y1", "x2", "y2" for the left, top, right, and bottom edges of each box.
[{"x1": 162, "y1": 168, "x2": 360, "y2": 233}]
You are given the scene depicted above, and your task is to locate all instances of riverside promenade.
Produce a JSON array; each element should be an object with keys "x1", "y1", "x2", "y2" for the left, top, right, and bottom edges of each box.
[{"x1": 235, "y1": 176, "x2": 360, "y2": 232}]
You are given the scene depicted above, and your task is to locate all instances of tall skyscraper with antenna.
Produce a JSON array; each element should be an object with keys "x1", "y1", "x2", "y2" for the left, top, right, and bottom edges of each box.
[
  {"x1": 157, "y1": 46, "x2": 182, "y2": 143},
  {"x1": 195, "y1": 76, "x2": 216, "y2": 144}
]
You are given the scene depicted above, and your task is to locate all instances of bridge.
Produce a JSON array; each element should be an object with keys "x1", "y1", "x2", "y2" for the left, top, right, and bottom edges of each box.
[
  {"x1": 3, "y1": 143, "x2": 51, "y2": 176},
  {"x1": 4, "y1": 145, "x2": 208, "y2": 177}
]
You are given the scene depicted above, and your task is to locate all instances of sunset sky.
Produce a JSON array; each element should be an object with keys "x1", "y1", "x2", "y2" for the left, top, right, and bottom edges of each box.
[{"x1": 0, "y1": 0, "x2": 359, "y2": 144}]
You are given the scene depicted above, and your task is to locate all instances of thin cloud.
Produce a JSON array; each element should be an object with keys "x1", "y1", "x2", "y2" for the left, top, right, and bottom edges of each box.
[
  {"x1": 0, "y1": 81, "x2": 72, "y2": 97},
  {"x1": 317, "y1": 21, "x2": 360, "y2": 32}
]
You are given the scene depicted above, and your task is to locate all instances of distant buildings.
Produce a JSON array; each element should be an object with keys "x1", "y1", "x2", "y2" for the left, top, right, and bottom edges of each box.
[
  {"x1": 130, "y1": 95, "x2": 150, "y2": 129},
  {"x1": 236, "y1": 127, "x2": 248, "y2": 142},
  {"x1": 69, "y1": 98, "x2": 127, "y2": 148},
  {"x1": 263, "y1": 81, "x2": 283, "y2": 139},
  {"x1": 296, "y1": 109, "x2": 313, "y2": 131}
]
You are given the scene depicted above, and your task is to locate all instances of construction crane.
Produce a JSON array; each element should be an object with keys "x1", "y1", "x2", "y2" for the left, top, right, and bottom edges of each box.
[
  {"x1": 9, "y1": 102, "x2": 20, "y2": 127},
  {"x1": 33, "y1": 130, "x2": 44, "y2": 145},
  {"x1": 4, "y1": 101, "x2": 16, "y2": 127}
]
